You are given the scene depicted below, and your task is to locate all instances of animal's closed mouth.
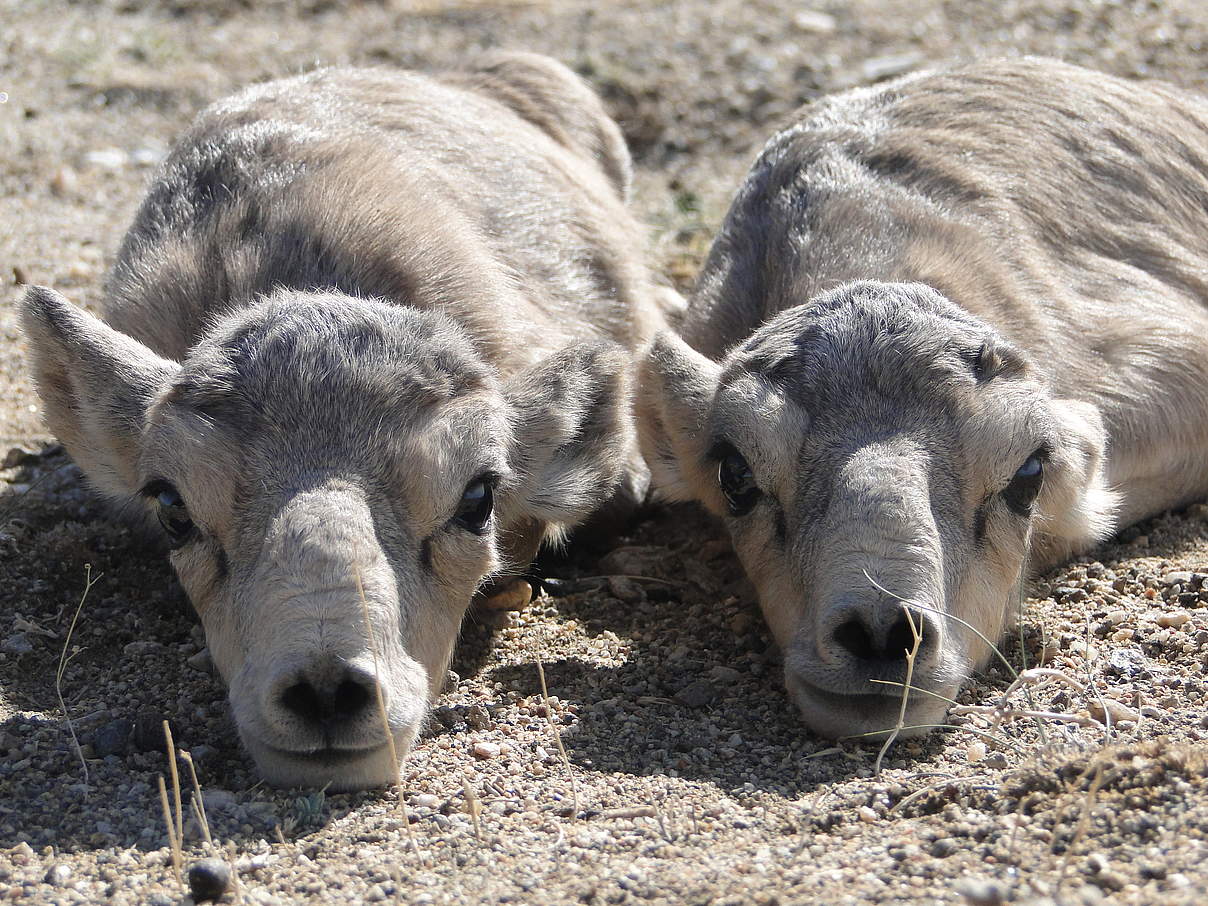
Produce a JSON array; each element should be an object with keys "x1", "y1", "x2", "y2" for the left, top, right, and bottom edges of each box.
[
  {"x1": 787, "y1": 673, "x2": 907, "y2": 707},
  {"x1": 262, "y1": 742, "x2": 390, "y2": 765}
]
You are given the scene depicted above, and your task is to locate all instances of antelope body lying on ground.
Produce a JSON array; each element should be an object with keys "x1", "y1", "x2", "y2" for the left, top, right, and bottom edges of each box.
[
  {"x1": 639, "y1": 58, "x2": 1208, "y2": 739},
  {"x1": 22, "y1": 54, "x2": 671, "y2": 789}
]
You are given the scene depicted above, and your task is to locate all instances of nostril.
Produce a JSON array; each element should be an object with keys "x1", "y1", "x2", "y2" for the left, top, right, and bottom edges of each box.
[
  {"x1": 833, "y1": 618, "x2": 877, "y2": 661},
  {"x1": 334, "y1": 677, "x2": 371, "y2": 719},
  {"x1": 884, "y1": 609, "x2": 925, "y2": 659},
  {"x1": 281, "y1": 680, "x2": 324, "y2": 724},
  {"x1": 278, "y1": 669, "x2": 376, "y2": 728},
  {"x1": 832, "y1": 608, "x2": 929, "y2": 663}
]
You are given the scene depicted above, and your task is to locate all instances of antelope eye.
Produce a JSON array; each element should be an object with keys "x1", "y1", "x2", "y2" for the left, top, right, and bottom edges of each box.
[
  {"x1": 715, "y1": 443, "x2": 761, "y2": 517},
  {"x1": 1002, "y1": 452, "x2": 1044, "y2": 516},
  {"x1": 452, "y1": 476, "x2": 495, "y2": 535},
  {"x1": 146, "y1": 481, "x2": 195, "y2": 548}
]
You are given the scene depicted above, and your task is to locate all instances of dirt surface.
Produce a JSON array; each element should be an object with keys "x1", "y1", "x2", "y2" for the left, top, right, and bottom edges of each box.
[{"x1": 4, "y1": 1, "x2": 1208, "y2": 904}]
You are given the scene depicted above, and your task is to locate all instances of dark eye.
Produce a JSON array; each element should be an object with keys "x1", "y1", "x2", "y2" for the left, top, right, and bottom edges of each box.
[
  {"x1": 452, "y1": 476, "x2": 494, "y2": 535},
  {"x1": 146, "y1": 481, "x2": 195, "y2": 548},
  {"x1": 716, "y1": 442, "x2": 761, "y2": 517},
  {"x1": 1002, "y1": 452, "x2": 1044, "y2": 516}
]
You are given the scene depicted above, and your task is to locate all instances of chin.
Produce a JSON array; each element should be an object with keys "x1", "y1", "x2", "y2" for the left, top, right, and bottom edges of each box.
[{"x1": 243, "y1": 734, "x2": 414, "y2": 792}]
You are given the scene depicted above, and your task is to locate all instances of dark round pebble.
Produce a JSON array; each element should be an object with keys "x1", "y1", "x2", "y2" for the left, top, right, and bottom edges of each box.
[
  {"x1": 187, "y1": 858, "x2": 232, "y2": 902},
  {"x1": 90, "y1": 719, "x2": 132, "y2": 758},
  {"x1": 131, "y1": 712, "x2": 175, "y2": 753}
]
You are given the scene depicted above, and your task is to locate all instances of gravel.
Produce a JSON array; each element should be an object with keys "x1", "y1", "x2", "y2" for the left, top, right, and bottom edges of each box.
[{"x1": 4, "y1": 1, "x2": 1208, "y2": 904}]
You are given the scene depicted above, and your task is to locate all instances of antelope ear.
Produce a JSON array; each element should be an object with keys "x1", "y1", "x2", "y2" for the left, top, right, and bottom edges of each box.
[
  {"x1": 635, "y1": 331, "x2": 726, "y2": 510},
  {"x1": 500, "y1": 341, "x2": 634, "y2": 534},
  {"x1": 1032, "y1": 398, "x2": 1121, "y2": 568},
  {"x1": 20, "y1": 285, "x2": 180, "y2": 498}
]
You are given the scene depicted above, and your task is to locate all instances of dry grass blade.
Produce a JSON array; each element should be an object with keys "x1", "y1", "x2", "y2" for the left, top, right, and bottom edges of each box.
[
  {"x1": 354, "y1": 569, "x2": 423, "y2": 865},
  {"x1": 874, "y1": 607, "x2": 922, "y2": 777},
  {"x1": 536, "y1": 656, "x2": 581, "y2": 820},
  {"x1": 55, "y1": 563, "x2": 101, "y2": 790},
  {"x1": 462, "y1": 772, "x2": 483, "y2": 841},
  {"x1": 181, "y1": 751, "x2": 213, "y2": 849},
  {"x1": 157, "y1": 774, "x2": 183, "y2": 884},
  {"x1": 163, "y1": 721, "x2": 183, "y2": 850}
]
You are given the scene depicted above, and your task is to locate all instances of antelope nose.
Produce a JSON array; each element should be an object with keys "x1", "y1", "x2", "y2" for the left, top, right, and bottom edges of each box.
[
  {"x1": 277, "y1": 660, "x2": 378, "y2": 729},
  {"x1": 826, "y1": 601, "x2": 939, "y2": 667}
]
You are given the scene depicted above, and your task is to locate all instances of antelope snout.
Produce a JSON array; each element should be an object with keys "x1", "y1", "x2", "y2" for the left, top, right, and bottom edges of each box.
[
  {"x1": 781, "y1": 594, "x2": 952, "y2": 740},
  {"x1": 819, "y1": 596, "x2": 942, "y2": 672},
  {"x1": 233, "y1": 644, "x2": 429, "y2": 790},
  {"x1": 269, "y1": 655, "x2": 380, "y2": 735}
]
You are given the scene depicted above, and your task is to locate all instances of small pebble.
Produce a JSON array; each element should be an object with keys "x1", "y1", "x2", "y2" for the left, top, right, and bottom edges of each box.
[
  {"x1": 793, "y1": 10, "x2": 837, "y2": 34},
  {"x1": 85, "y1": 147, "x2": 127, "y2": 169},
  {"x1": 857, "y1": 805, "x2": 878, "y2": 823},
  {"x1": 187, "y1": 648, "x2": 215, "y2": 674},
  {"x1": 931, "y1": 838, "x2": 958, "y2": 858},
  {"x1": 44, "y1": 863, "x2": 71, "y2": 886},
  {"x1": 1156, "y1": 611, "x2": 1191, "y2": 629},
  {"x1": 1, "y1": 633, "x2": 33, "y2": 656},
  {"x1": 187, "y1": 858, "x2": 232, "y2": 903},
  {"x1": 123, "y1": 640, "x2": 162, "y2": 657},
  {"x1": 862, "y1": 52, "x2": 922, "y2": 82},
  {"x1": 466, "y1": 704, "x2": 494, "y2": 731},
  {"x1": 92, "y1": 719, "x2": 133, "y2": 758},
  {"x1": 190, "y1": 743, "x2": 219, "y2": 765},
  {"x1": 412, "y1": 793, "x2": 440, "y2": 809},
  {"x1": 955, "y1": 878, "x2": 1005, "y2": 906},
  {"x1": 708, "y1": 666, "x2": 743, "y2": 684},
  {"x1": 1088, "y1": 699, "x2": 1141, "y2": 725},
  {"x1": 202, "y1": 789, "x2": 238, "y2": 814},
  {"x1": 673, "y1": 679, "x2": 717, "y2": 709},
  {"x1": 607, "y1": 575, "x2": 645, "y2": 603},
  {"x1": 472, "y1": 741, "x2": 502, "y2": 760},
  {"x1": 49, "y1": 166, "x2": 78, "y2": 196},
  {"x1": 966, "y1": 742, "x2": 987, "y2": 764}
]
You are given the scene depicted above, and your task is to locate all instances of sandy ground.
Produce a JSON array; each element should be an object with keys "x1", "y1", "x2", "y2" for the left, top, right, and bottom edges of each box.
[{"x1": 3, "y1": 1, "x2": 1208, "y2": 903}]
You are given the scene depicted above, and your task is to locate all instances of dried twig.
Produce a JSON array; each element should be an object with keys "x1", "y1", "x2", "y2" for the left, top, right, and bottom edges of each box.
[
  {"x1": 163, "y1": 721, "x2": 183, "y2": 849},
  {"x1": 536, "y1": 656, "x2": 581, "y2": 820},
  {"x1": 157, "y1": 774, "x2": 183, "y2": 884},
  {"x1": 181, "y1": 751, "x2": 213, "y2": 850},
  {"x1": 462, "y1": 772, "x2": 483, "y2": 841},
  {"x1": 55, "y1": 564, "x2": 101, "y2": 789},
  {"x1": 874, "y1": 607, "x2": 922, "y2": 777}
]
